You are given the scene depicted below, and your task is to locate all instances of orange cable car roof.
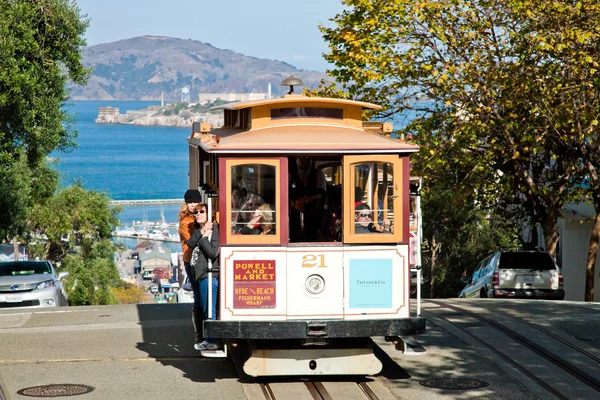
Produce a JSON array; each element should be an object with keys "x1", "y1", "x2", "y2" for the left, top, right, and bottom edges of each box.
[
  {"x1": 194, "y1": 123, "x2": 419, "y2": 154},
  {"x1": 209, "y1": 95, "x2": 383, "y2": 111}
]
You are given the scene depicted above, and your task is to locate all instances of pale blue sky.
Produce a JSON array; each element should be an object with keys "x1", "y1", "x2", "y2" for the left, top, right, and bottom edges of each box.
[{"x1": 76, "y1": 0, "x2": 343, "y2": 72}]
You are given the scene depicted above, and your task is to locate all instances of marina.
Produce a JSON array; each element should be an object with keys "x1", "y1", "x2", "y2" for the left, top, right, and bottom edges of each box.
[{"x1": 112, "y1": 207, "x2": 181, "y2": 249}]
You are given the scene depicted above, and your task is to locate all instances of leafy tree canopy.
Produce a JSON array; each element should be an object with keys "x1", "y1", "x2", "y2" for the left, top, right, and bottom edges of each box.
[
  {"x1": 0, "y1": 0, "x2": 90, "y2": 238},
  {"x1": 320, "y1": 0, "x2": 600, "y2": 256},
  {"x1": 27, "y1": 183, "x2": 121, "y2": 263}
]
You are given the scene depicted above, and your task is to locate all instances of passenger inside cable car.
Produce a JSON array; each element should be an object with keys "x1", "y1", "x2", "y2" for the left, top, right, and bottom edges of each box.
[
  {"x1": 289, "y1": 155, "x2": 327, "y2": 242},
  {"x1": 354, "y1": 203, "x2": 391, "y2": 233},
  {"x1": 240, "y1": 203, "x2": 275, "y2": 235}
]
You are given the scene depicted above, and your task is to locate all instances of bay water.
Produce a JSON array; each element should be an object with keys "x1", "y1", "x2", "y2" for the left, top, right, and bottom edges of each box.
[{"x1": 54, "y1": 101, "x2": 191, "y2": 251}]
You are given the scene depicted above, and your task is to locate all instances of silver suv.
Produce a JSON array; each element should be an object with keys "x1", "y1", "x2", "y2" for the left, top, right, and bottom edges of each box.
[{"x1": 459, "y1": 249, "x2": 565, "y2": 300}]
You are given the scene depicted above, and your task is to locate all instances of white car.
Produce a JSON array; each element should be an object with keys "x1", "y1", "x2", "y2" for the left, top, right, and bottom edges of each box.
[
  {"x1": 0, "y1": 260, "x2": 69, "y2": 308},
  {"x1": 176, "y1": 276, "x2": 194, "y2": 303},
  {"x1": 459, "y1": 249, "x2": 564, "y2": 300}
]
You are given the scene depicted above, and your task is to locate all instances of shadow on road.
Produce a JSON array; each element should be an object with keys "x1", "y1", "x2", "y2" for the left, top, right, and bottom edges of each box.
[{"x1": 135, "y1": 303, "x2": 238, "y2": 382}]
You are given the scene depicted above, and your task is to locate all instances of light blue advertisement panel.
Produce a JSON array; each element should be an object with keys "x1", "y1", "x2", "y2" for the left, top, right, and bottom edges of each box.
[{"x1": 349, "y1": 258, "x2": 393, "y2": 308}]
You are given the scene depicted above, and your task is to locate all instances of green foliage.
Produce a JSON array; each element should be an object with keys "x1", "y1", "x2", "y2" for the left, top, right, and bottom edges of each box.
[
  {"x1": 421, "y1": 184, "x2": 521, "y2": 298},
  {"x1": 172, "y1": 103, "x2": 188, "y2": 114},
  {"x1": 0, "y1": 0, "x2": 90, "y2": 238},
  {"x1": 61, "y1": 250, "x2": 120, "y2": 306},
  {"x1": 0, "y1": 155, "x2": 59, "y2": 240},
  {"x1": 27, "y1": 183, "x2": 120, "y2": 263},
  {"x1": 320, "y1": 0, "x2": 599, "y2": 256}
]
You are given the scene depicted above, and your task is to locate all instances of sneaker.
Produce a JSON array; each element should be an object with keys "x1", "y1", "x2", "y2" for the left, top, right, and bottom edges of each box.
[
  {"x1": 194, "y1": 340, "x2": 209, "y2": 351},
  {"x1": 205, "y1": 342, "x2": 219, "y2": 351}
]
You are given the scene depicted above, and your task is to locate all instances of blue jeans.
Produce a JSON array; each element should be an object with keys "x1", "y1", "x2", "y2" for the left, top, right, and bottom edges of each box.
[
  {"x1": 200, "y1": 276, "x2": 218, "y2": 321},
  {"x1": 200, "y1": 276, "x2": 219, "y2": 344}
]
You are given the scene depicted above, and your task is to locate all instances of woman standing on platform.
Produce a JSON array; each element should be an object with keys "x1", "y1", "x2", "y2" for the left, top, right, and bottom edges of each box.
[
  {"x1": 178, "y1": 189, "x2": 204, "y2": 349},
  {"x1": 187, "y1": 202, "x2": 221, "y2": 351}
]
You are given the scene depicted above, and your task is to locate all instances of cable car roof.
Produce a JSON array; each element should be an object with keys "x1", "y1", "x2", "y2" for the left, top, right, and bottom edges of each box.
[
  {"x1": 190, "y1": 123, "x2": 419, "y2": 154},
  {"x1": 210, "y1": 95, "x2": 383, "y2": 111}
]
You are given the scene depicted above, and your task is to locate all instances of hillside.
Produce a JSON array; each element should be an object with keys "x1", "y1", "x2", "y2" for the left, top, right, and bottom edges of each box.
[{"x1": 68, "y1": 36, "x2": 328, "y2": 100}]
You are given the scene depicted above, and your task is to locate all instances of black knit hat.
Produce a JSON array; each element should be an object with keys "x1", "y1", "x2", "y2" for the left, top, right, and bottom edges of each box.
[{"x1": 184, "y1": 189, "x2": 201, "y2": 203}]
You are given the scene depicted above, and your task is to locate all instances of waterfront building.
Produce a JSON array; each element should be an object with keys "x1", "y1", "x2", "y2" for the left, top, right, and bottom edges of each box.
[{"x1": 97, "y1": 106, "x2": 119, "y2": 117}]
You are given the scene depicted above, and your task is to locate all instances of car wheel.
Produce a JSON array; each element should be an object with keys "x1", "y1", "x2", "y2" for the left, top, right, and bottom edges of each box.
[{"x1": 480, "y1": 288, "x2": 488, "y2": 298}]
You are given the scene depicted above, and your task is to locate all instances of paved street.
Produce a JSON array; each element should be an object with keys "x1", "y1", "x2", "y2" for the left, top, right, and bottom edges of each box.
[{"x1": 0, "y1": 300, "x2": 599, "y2": 399}]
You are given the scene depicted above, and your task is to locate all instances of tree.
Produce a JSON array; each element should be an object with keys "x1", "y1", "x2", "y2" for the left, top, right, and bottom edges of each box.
[
  {"x1": 421, "y1": 182, "x2": 521, "y2": 298},
  {"x1": 0, "y1": 0, "x2": 90, "y2": 239},
  {"x1": 320, "y1": 0, "x2": 599, "y2": 297},
  {"x1": 27, "y1": 183, "x2": 120, "y2": 263}
]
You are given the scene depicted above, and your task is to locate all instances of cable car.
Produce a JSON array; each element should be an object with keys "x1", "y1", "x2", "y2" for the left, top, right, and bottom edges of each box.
[{"x1": 187, "y1": 78, "x2": 425, "y2": 376}]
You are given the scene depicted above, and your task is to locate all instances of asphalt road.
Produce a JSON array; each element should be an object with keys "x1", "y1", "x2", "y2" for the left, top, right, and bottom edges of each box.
[{"x1": 1, "y1": 300, "x2": 599, "y2": 400}]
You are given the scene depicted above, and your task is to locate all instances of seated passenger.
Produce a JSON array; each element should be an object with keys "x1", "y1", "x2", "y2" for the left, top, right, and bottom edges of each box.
[
  {"x1": 355, "y1": 203, "x2": 391, "y2": 233},
  {"x1": 241, "y1": 203, "x2": 275, "y2": 235},
  {"x1": 236, "y1": 192, "x2": 265, "y2": 230}
]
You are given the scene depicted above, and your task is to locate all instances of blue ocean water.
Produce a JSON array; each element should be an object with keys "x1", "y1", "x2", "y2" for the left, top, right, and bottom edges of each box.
[{"x1": 53, "y1": 101, "x2": 191, "y2": 225}]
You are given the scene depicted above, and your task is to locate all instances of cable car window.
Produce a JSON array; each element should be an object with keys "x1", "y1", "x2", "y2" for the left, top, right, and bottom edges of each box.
[
  {"x1": 271, "y1": 107, "x2": 343, "y2": 120},
  {"x1": 231, "y1": 164, "x2": 276, "y2": 236},
  {"x1": 343, "y1": 155, "x2": 403, "y2": 244},
  {"x1": 352, "y1": 162, "x2": 395, "y2": 234}
]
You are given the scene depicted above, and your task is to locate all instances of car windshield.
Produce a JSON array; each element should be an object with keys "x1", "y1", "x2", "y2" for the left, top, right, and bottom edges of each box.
[
  {"x1": 499, "y1": 252, "x2": 556, "y2": 270},
  {"x1": 0, "y1": 262, "x2": 52, "y2": 276}
]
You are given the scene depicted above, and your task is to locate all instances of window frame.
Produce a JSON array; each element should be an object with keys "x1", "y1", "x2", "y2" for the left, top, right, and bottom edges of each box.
[
  {"x1": 342, "y1": 155, "x2": 403, "y2": 244},
  {"x1": 222, "y1": 158, "x2": 284, "y2": 245}
]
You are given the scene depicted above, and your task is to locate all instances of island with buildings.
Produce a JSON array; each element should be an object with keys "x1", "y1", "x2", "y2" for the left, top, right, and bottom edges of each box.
[{"x1": 96, "y1": 88, "x2": 272, "y2": 128}]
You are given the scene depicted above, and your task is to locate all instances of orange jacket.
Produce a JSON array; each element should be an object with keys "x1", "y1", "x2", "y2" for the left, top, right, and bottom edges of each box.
[{"x1": 179, "y1": 213, "x2": 196, "y2": 262}]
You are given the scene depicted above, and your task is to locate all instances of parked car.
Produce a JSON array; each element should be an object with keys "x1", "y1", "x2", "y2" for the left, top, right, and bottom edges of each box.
[
  {"x1": 176, "y1": 276, "x2": 194, "y2": 303},
  {"x1": 0, "y1": 260, "x2": 69, "y2": 308},
  {"x1": 149, "y1": 285, "x2": 159, "y2": 294},
  {"x1": 459, "y1": 249, "x2": 564, "y2": 300}
]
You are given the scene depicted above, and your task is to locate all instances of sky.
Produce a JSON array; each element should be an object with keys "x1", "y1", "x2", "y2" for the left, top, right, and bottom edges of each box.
[{"x1": 76, "y1": 0, "x2": 344, "y2": 72}]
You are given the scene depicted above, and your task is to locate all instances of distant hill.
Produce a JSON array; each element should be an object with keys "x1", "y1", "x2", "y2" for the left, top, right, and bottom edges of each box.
[{"x1": 68, "y1": 36, "x2": 328, "y2": 101}]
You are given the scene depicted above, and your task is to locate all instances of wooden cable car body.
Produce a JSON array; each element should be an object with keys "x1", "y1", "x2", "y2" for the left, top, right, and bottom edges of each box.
[{"x1": 187, "y1": 89, "x2": 425, "y2": 376}]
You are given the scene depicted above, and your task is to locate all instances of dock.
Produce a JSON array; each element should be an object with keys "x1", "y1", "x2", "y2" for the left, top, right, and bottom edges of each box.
[{"x1": 109, "y1": 199, "x2": 182, "y2": 206}]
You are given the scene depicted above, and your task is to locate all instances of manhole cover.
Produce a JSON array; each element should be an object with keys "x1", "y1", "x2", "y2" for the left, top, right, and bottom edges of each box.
[
  {"x1": 419, "y1": 378, "x2": 489, "y2": 390},
  {"x1": 17, "y1": 384, "x2": 94, "y2": 397}
]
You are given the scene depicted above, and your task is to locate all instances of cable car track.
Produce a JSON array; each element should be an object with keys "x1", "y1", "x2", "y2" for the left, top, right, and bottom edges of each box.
[
  {"x1": 426, "y1": 300, "x2": 600, "y2": 399},
  {"x1": 468, "y1": 301, "x2": 600, "y2": 364},
  {"x1": 257, "y1": 381, "x2": 381, "y2": 400}
]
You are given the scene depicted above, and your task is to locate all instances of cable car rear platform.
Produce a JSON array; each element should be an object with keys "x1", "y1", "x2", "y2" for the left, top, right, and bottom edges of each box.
[{"x1": 204, "y1": 317, "x2": 425, "y2": 339}]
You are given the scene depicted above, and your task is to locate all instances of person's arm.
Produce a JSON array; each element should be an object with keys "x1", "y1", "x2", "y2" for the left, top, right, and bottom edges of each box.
[
  {"x1": 186, "y1": 225, "x2": 202, "y2": 248},
  {"x1": 178, "y1": 216, "x2": 194, "y2": 243},
  {"x1": 198, "y1": 224, "x2": 220, "y2": 260}
]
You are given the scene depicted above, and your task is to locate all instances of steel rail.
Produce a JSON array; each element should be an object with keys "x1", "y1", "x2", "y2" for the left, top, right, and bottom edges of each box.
[
  {"x1": 356, "y1": 382, "x2": 380, "y2": 400},
  {"x1": 260, "y1": 383, "x2": 276, "y2": 400},
  {"x1": 472, "y1": 302, "x2": 600, "y2": 365},
  {"x1": 431, "y1": 301, "x2": 600, "y2": 394},
  {"x1": 423, "y1": 307, "x2": 570, "y2": 400}
]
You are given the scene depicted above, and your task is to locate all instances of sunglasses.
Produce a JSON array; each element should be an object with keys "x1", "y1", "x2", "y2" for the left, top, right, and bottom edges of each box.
[
  {"x1": 193, "y1": 210, "x2": 206, "y2": 215},
  {"x1": 358, "y1": 213, "x2": 372, "y2": 219}
]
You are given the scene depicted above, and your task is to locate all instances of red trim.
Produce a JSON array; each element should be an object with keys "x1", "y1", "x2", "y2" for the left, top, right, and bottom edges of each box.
[
  {"x1": 279, "y1": 157, "x2": 289, "y2": 245},
  {"x1": 402, "y1": 156, "x2": 410, "y2": 244},
  {"x1": 218, "y1": 157, "x2": 227, "y2": 245}
]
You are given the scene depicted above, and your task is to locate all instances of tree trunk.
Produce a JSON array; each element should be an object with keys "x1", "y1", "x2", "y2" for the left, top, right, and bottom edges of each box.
[
  {"x1": 430, "y1": 235, "x2": 440, "y2": 298},
  {"x1": 12, "y1": 237, "x2": 19, "y2": 261},
  {"x1": 585, "y1": 199, "x2": 600, "y2": 302},
  {"x1": 542, "y1": 207, "x2": 560, "y2": 258}
]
